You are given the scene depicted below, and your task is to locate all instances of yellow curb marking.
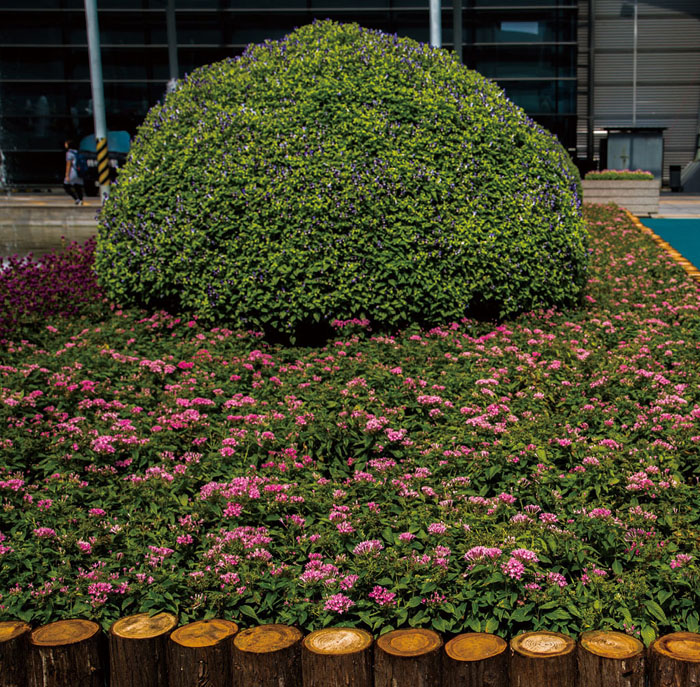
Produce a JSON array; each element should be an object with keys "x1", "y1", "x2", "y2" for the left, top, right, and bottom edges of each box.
[{"x1": 623, "y1": 209, "x2": 700, "y2": 285}]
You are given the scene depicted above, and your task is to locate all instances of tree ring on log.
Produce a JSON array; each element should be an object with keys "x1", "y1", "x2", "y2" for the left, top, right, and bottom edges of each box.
[
  {"x1": 30, "y1": 619, "x2": 100, "y2": 647},
  {"x1": 303, "y1": 627, "x2": 372, "y2": 655},
  {"x1": 653, "y1": 632, "x2": 700, "y2": 662},
  {"x1": 111, "y1": 612, "x2": 178, "y2": 640},
  {"x1": 580, "y1": 630, "x2": 644, "y2": 659},
  {"x1": 376, "y1": 628, "x2": 442, "y2": 657},
  {"x1": 170, "y1": 619, "x2": 238, "y2": 648},
  {"x1": 234, "y1": 624, "x2": 303, "y2": 654},
  {"x1": 511, "y1": 631, "x2": 575, "y2": 658},
  {"x1": 445, "y1": 632, "x2": 507, "y2": 662},
  {"x1": 0, "y1": 621, "x2": 31, "y2": 643}
]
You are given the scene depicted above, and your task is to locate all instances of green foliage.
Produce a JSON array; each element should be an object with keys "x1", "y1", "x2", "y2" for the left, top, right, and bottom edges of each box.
[
  {"x1": 96, "y1": 20, "x2": 588, "y2": 340},
  {"x1": 585, "y1": 170, "x2": 654, "y2": 180}
]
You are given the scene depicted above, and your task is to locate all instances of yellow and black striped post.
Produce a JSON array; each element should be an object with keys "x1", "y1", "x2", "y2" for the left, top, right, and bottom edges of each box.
[{"x1": 96, "y1": 136, "x2": 110, "y2": 189}]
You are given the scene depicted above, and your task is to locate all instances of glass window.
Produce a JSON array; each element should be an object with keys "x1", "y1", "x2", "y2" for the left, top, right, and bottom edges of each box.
[
  {"x1": 468, "y1": 0, "x2": 576, "y2": 7},
  {"x1": 99, "y1": 12, "x2": 167, "y2": 45},
  {"x1": 496, "y1": 79, "x2": 576, "y2": 115},
  {"x1": 466, "y1": 10, "x2": 576, "y2": 44},
  {"x1": 0, "y1": 11, "x2": 65, "y2": 44},
  {"x1": 469, "y1": 45, "x2": 576, "y2": 79}
]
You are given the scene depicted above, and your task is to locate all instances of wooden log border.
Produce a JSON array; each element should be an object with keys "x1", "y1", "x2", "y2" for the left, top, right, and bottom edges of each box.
[
  {"x1": 623, "y1": 208, "x2": 700, "y2": 284},
  {"x1": 11, "y1": 618, "x2": 700, "y2": 687}
]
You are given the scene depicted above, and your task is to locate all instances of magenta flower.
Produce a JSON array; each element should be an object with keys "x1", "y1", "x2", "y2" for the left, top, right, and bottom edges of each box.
[
  {"x1": 464, "y1": 546, "x2": 502, "y2": 562},
  {"x1": 501, "y1": 557, "x2": 525, "y2": 580},
  {"x1": 353, "y1": 540, "x2": 384, "y2": 555},
  {"x1": 369, "y1": 586, "x2": 396, "y2": 606},
  {"x1": 324, "y1": 593, "x2": 355, "y2": 614}
]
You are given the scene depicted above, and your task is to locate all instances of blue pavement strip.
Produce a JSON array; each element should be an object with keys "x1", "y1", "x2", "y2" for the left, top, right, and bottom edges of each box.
[{"x1": 642, "y1": 218, "x2": 700, "y2": 270}]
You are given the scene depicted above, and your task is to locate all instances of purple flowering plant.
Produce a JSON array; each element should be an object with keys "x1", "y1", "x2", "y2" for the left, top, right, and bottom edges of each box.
[{"x1": 1, "y1": 205, "x2": 699, "y2": 647}]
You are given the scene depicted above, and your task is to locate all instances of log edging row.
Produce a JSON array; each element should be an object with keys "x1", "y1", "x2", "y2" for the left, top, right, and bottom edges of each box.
[{"x1": 3, "y1": 616, "x2": 700, "y2": 687}]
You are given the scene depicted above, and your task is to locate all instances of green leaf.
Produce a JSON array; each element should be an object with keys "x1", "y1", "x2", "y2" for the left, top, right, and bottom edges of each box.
[
  {"x1": 645, "y1": 600, "x2": 667, "y2": 624},
  {"x1": 484, "y1": 617, "x2": 499, "y2": 633},
  {"x1": 641, "y1": 626, "x2": 656, "y2": 646},
  {"x1": 239, "y1": 605, "x2": 259, "y2": 621},
  {"x1": 612, "y1": 560, "x2": 623, "y2": 575}
]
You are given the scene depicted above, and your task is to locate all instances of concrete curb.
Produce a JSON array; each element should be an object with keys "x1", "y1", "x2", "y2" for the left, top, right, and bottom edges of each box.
[{"x1": 623, "y1": 208, "x2": 700, "y2": 285}]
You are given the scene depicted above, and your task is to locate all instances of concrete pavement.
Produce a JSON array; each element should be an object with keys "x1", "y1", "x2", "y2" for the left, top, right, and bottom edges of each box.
[
  {"x1": 0, "y1": 191, "x2": 100, "y2": 260},
  {"x1": 657, "y1": 193, "x2": 700, "y2": 218}
]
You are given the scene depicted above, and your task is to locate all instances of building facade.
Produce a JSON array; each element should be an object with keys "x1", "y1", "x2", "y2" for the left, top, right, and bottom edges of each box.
[{"x1": 0, "y1": 0, "x2": 697, "y2": 186}]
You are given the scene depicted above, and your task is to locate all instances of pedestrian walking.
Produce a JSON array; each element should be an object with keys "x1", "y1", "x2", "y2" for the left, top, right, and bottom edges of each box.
[{"x1": 63, "y1": 139, "x2": 84, "y2": 205}]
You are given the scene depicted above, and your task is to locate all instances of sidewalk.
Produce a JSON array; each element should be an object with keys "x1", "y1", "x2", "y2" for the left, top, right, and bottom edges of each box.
[
  {"x1": 657, "y1": 193, "x2": 700, "y2": 218},
  {"x1": 0, "y1": 192, "x2": 100, "y2": 260}
]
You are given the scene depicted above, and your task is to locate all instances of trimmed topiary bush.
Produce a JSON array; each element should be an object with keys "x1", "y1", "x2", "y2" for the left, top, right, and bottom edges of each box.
[{"x1": 96, "y1": 20, "x2": 588, "y2": 341}]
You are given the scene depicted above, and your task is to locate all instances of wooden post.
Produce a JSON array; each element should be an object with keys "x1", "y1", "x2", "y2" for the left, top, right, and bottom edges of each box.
[
  {"x1": 579, "y1": 630, "x2": 645, "y2": 687},
  {"x1": 27, "y1": 619, "x2": 106, "y2": 687},
  {"x1": 109, "y1": 611, "x2": 178, "y2": 687},
  {"x1": 302, "y1": 627, "x2": 373, "y2": 687},
  {"x1": 374, "y1": 628, "x2": 442, "y2": 687},
  {"x1": 509, "y1": 631, "x2": 577, "y2": 687},
  {"x1": 649, "y1": 631, "x2": 700, "y2": 686},
  {"x1": 443, "y1": 632, "x2": 508, "y2": 687},
  {"x1": 232, "y1": 624, "x2": 303, "y2": 687},
  {"x1": 0, "y1": 620, "x2": 31, "y2": 687},
  {"x1": 167, "y1": 618, "x2": 238, "y2": 687}
]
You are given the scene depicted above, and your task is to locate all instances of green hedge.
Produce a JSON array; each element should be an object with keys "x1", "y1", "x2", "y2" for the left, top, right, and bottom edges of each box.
[
  {"x1": 585, "y1": 170, "x2": 654, "y2": 180},
  {"x1": 96, "y1": 20, "x2": 588, "y2": 341}
]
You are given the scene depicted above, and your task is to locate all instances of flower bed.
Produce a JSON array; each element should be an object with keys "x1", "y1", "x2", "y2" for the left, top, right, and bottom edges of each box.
[
  {"x1": 584, "y1": 170, "x2": 654, "y2": 181},
  {"x1": 1, "y1": 205, "x2": 700, "y2": 645}
]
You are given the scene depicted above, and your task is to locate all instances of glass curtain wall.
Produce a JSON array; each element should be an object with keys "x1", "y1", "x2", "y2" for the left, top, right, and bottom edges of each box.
[
  {"x1": 0, "y1": 0, "x2": 577, "y2": 185},
  {"x1": 457, "y1": 0, "x2": 578, "y2": 153}
]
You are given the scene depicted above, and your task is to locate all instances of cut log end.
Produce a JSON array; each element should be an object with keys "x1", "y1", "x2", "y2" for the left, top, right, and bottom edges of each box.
[
  {"x1": 580, "y1": 630, "x2": 644, "y2": 660},
  {"x1": 30, "y1": 619, "x2": 100, "y2": 647},
  {"x1": 445, "y1": 632, "x2": 507, "y2": 662},
  {"x1": 303, "y1": 627, "x2": 372, "y2": 656},
  {"x1": 0, "y1": 620, "x2": 31, "y2": 643},
  {"x1": 376, "y1": 628, "x2": 442, "y2": 658},
  {"x1": 511, "y1": 631, "x2": 576, "y2": 659},
  {"x1": 110, "y1": 612, "x2": 178, "y2": 640},
  {"x1": 170, "y1": 619, "x2": 238, "y2": 648},
  {"x1": 234, "y1": 623, "x2": 303, "y2": 654},
  {"x1": 653, "y1": 632, "x2": 700, "y2": 663}
]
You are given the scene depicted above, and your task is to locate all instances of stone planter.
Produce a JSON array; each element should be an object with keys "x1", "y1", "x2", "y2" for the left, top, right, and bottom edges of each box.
[{"x1": 582, "y1": 179, "x2": 660, "y2": 216}]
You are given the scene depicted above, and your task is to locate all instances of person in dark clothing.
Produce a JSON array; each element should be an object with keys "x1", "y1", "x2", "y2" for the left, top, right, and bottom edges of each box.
[{"x1": 63, "y1": 139, "x2": 84, "y2": 205}]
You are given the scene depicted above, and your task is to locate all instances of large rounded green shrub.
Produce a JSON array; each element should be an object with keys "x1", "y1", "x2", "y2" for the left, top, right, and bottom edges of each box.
[{"x1": 96, "y1": 20, "x2": 588, "y2": 340}]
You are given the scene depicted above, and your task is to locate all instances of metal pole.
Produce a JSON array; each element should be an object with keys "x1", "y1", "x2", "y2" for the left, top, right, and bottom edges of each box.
[
  {"x1": 452, "y1": 0, "x2": 462, "y2": 61},
  {"x1": 588, "y1": 0, "x2": 594, "y2": 163},
  {"x1": 166, "y1": 0, "x2": 179, "y2": 91},
  {"x1": 632, "y1": 0, "x2": 637, "y2": 126},
  {"x1": 84, "y1": 0, "x2": 109, "y2": 203},
  {"x1": 430, "y1": 0, "x2": 441, "y2": 48}
]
